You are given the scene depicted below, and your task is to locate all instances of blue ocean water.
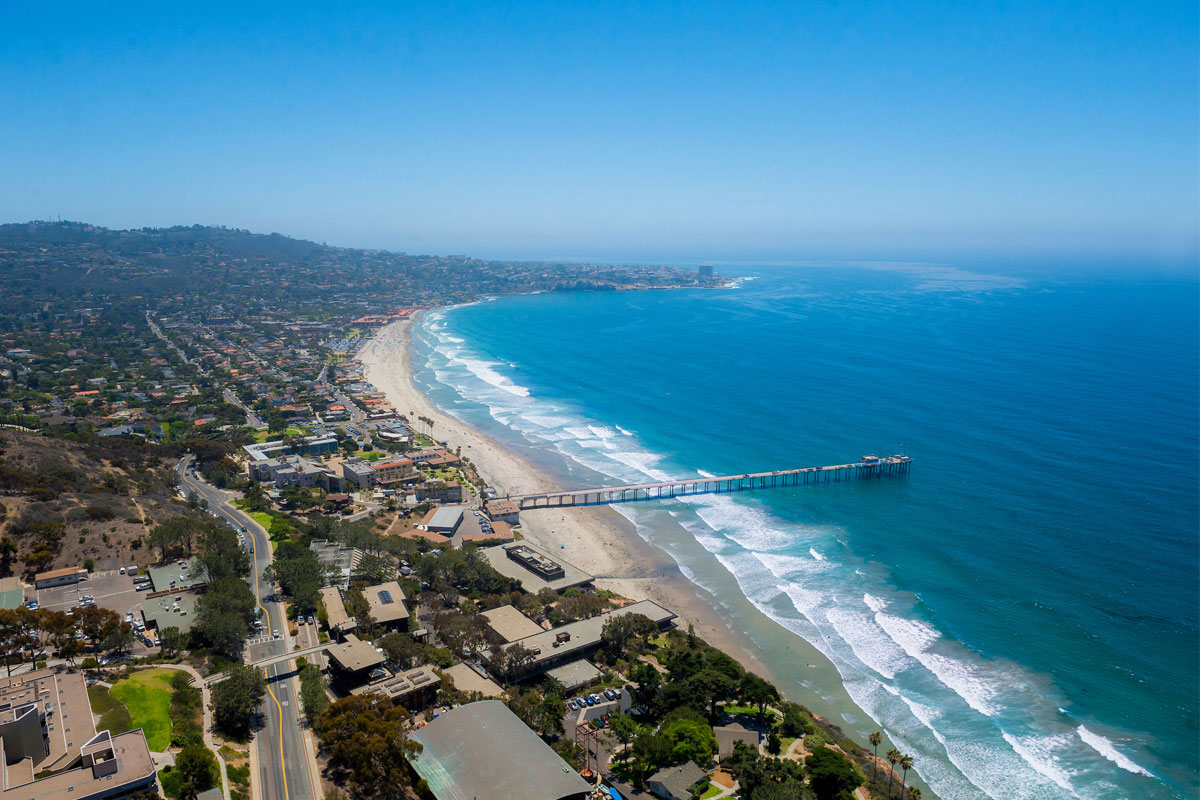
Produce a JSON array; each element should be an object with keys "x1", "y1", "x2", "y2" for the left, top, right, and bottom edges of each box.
[{"x1": 408, "y1": 264, "x2": 1199, "y2": 800}]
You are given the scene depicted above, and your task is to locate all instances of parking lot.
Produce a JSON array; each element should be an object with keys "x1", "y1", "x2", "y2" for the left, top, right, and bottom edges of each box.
[{"x1": 35, "y1": 569, "x2": 145, "y2": 620}]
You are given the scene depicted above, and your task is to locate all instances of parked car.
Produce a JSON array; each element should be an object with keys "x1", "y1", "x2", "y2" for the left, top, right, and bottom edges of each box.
[
  {"x1": 602, "y1": 689, "x2": 616, "y2": 701},
  {"x1": 307, "y1": 616, "x2": 315, "y2": 625},
  {"x1": 567, "y1": 699, "x2": 579, "y2": 711},
  {"x1": 585, "y1": 696, "x2": 596, "y2": 707}
]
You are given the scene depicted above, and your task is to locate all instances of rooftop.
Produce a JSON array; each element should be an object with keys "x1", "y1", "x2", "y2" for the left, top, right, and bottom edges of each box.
[
  {"x1": 495, "y1": 600, "x2": 675, "y2": 669},
  {"x1": 328, "y1": 634, "x2": 384, "y2": 673},
  {"x1": 140, "y1": 590, "x2": 201, "y2": 634},
  {"x1": 363, "y1": 581, "x2": 410, "y2": 625},
  {"x1": 319, "y1": 586, "x2": 355, "y2": 633},
  {"x1": 427, "y1": 506, "x2": 464, "y2": 532},
  {"x1": 410, "y1": 700, "x2": 590, "y2": 800},
  {"x1": 481, "y1": 542, "x2": 594, "y2": 593},
  {"x1": 479, "y1": 605, "x2": 544, "y2": 643}
]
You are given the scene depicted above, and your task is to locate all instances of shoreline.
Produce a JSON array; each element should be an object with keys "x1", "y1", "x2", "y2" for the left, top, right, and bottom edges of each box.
[
  {"x1": 356, "y1": 313, "x2": 933, "y2": 796},
  {"x1": 358, "y1": 316, "x2": 777, "y2": 677}
]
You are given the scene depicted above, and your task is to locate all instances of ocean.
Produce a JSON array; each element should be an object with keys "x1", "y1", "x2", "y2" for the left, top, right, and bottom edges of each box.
[{"x1": 407, "y1": 263, "x2": 1198, "y2": 800}]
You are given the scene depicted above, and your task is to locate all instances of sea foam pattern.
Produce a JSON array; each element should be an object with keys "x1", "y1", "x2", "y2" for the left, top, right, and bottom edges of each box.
[{"x1": 410, "y1": 289, "x2": 1181, "y2": 800}]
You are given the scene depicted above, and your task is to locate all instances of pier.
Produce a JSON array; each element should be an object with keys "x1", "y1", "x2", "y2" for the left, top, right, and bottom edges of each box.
[{"x1": 512, "y1": 454, "x2": 911, "y2": 510}]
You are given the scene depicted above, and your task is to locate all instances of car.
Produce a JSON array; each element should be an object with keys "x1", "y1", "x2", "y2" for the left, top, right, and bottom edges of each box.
[
  {"x1": 613, "y1": 689, "x2": 622, "y2": 699},
  {"x1": 81, "y1": 595, "x2": 94, "y2": 602},
  {"x1": 136, "y1": 583, "x2": 152, "y2": 591},
  {"x1": 590, "y1": 693, "x2": 603, "y2": 704},
  {"x1": 119, "y1": 566, "x2": 126, "y2": 575},
  {"x1": 272, "y1": 629, "x2": 280, "y2": 638},
  {"x1": 124, "y1": 613, "x2": 133, "y2": 623},
  {"x1": 584, "y1": 696, "x2": 596, "y2": 706},
  {"x1": 307, "y1": 616, "x2": 315, "y2": 625},
  {"x1": 603, "y1": 689, "x2": 616, "y2": 701},
  {"x1": 297, "y1": 616, "x2": 305, "y2": 625}
]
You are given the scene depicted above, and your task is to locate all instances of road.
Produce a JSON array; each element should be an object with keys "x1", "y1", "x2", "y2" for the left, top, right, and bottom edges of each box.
[
  {"x1": 222, "y1": 387, "x2": 267, "y2": 430},
  {"x1": 177, "y1": 457, "x2": 318, "y2": 800}
]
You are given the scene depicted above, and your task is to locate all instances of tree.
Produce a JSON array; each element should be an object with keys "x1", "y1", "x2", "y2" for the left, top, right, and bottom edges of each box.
[
  {"x1": 314, "y1": 695, "x2": 421, "y2": 800},
  {"x1": 599, "y1": 612, "x2": 658, "y2": 661},
  {"x1": 868, "y1": 730, "x2": 882, "y2": 783},
  {"x1": 886, "y1": 748, "x2": 901, "y2": 798},
  {"x1": 299, "y1": 664, "x2": 329, "y2": 722},
  {"x1": 159, "y1": 626, "x2": 186, "y2": 657},
  {"x1": 899, "y1": 753, "x2": 914, "y2": 799},
  {"x1": 806, "y1": 745, "x2": 865, "y2": 800},
  {"x1": 378, "y1": 631, "x2": 425, "y2": 670},
  {"x1": 660, "y1": 708, "x2": 717, "y2": 766},
  {"x1": 607, "y1": 712, "x2": 640, "y2": 760},
  {"x1": 685, "y1": 668, "x2": 737, "y2": 721},
  {"x1": 175, "y1": 742, "x2": 219, "y2": 799},
  {"x1": 491, "y1": 642, "x2": 534, "y2": 682},
  {"x1": 194, "y1": 577, "x2": 256, "y2": 658},
  {"x1": 738, "y1": 673, "x2": 780, "y2": 722},
  {"x1": 907, "y1": 787, "x2": 923, "y2": 800},
  {"x1": 766, "y1": 729, "x2": 781, "y2": 755},
  {"x1": 211, "y1": 665, "x2": 266, "y2": 738}
]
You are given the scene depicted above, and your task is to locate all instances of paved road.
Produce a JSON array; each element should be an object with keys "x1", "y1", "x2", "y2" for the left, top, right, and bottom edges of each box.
[
  {"x1": 177, "y1": 458, "x2": 317, "y2": 800},
  {"x1": 221, "y1": 387, "x2": 266, "y2": 430}
]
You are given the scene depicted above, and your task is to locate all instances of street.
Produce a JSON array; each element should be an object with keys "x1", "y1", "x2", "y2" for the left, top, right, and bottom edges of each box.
[{"x1": 177, "y1": 457, "x2": 319, "y2": 800}]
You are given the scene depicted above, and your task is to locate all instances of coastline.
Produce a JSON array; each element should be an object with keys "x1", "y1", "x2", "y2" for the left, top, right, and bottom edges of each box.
[{"x1": 358, "y1": 316, "x2": 777, "y2": 677}]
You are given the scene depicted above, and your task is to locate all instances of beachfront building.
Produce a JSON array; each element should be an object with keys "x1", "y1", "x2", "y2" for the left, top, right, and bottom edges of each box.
[
  {"x1": 371, "y1": 458, "x2": 418, "y2": 487},
  {"x1": 0, "y1": 668, "x2": 157, "y2": 800},
  {"x1": 243, "y1": 434, "x2": 338, "y2": 461},
  {"x1": 409, "y1": 700, "x2": 590, "y2": 800},
  {"x1": 484, "y1": 499, "x2": 520, "y2": 525},
  {"x1": 480, "y1": 604, "x2": 545, "y2": 643},
  {"x1": 481, "y1": 542, "x2": 593, "y2": 593},
  {"x1": 482, "y1": 599, "x2": 676, "y2": 681}
]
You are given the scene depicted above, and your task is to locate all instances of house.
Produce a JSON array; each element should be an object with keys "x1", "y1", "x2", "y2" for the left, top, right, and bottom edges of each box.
[
  {"x1": 648, "y1": 762, "x2": 707, "y2": 800},
  {"x1": 484, "y1": 499, "x2": 520, "y2": 525},
  {"x1": 409, "y1": 701, "x2": 590, "y2": 800}
]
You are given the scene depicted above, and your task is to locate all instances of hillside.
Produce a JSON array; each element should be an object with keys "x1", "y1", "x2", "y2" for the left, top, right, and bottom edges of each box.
[{"x1": 0, "y1": 429, "x2": 186, "y2": 577}]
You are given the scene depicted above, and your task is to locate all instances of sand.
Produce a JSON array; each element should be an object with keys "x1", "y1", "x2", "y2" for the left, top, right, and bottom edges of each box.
[{"x1": 358, "y1": 317, "x2": 772, "y2": 675}]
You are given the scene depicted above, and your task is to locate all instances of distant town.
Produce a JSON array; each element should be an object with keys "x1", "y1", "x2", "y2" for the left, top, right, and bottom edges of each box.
[{"x1": 0, "y1": 222, "x2": 906, "y2": 800}]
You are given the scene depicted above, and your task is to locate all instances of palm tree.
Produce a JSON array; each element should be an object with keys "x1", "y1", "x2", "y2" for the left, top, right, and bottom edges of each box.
[
  {"x1": 886, "y1": 748, "x2": 901, "y2": 798},
  {"x1": 869, "y1": 731, "x2": 882, "y2": 783},
  {"x1": 907, "y1": 788, "x2": 922, "y2": 800},
  {"x1": 899, "y1": 754, "x2": 914, "y2": 799}
]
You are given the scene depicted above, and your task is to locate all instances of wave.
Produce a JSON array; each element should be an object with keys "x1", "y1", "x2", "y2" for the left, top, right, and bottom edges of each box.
[
  {"x1": 1077, "y1": 725, "x2": 1155, "y2": 778},
  {"x1": 1001, "y1": 733, "x2": 1081, "y2": 797}
]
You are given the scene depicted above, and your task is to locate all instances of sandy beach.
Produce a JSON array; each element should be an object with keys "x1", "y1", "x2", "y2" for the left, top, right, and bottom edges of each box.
[{"x1": 358, "y1": 316, "x2": 773, "y2": 676}]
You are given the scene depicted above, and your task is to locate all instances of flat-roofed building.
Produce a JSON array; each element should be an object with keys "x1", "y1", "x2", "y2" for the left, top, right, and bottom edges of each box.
[
  {"x1": 147, "y1": 558, "x2": 207, "y2": 593},
  {"x1": 483, "y1": 600, "x2": 676, "y2": 681},
  {"x1": 363, "y1": 581, "x2": 410, "y2": 630},
  {"x1": 0, "y1": 668, "x2": 157, "y2": 800},
  {"x1": 310, "y1": 540, "x2": 362, "y2": 588},
  {"x1": 320, "y1": 586, "x2": 355, "y2": 635},
  {"x1": 327, "y1": 634, "x2": 385, "y2": 678},
  {"x1": 480, "y1": 605, "x2": 543, "y2": 643},
  {"x1": 481, "y1": 543, "x2": 593, "y2": 594},
  {"x1": 484, "y1": 499, "x2": 520, "y2": 525},
  {"x1": 349, "y1": 665, "x2": 440, "y2": 710},
  {"x1": 140, "y1": 590, "x2": 200, "y2": 634},
  {"x1": 371, "y1": 459, "x2": 417, "y2": 487},
  {"x1": 426, "y1": 506, "x2": 464, "y2": 535},
  {"x1": 410, "y1": 700, "x2": 590, "y2": 800},
  {"x1": 33, "y1": 567, "x2": 87, "y2": 590},
  {"x1": 341, "y1": 459, "x2": 376, "y2": 489}
]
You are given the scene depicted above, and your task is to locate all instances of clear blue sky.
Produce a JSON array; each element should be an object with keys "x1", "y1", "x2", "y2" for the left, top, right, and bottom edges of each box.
[{"x1": 1, "y1": 1, "x2": 1196, "y2": 264}]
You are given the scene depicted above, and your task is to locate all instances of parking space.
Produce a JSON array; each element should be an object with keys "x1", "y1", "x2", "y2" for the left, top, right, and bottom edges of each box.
[{"x1": 36, "y1": 570, "x2": 143, "y2": 619}]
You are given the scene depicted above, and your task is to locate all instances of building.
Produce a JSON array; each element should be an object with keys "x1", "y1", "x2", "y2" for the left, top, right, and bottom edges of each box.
[
  {"x1": 410, "y1": 701, "x2": 590, "y2": 800},
  {"x1": 242, "y1": 434, "x2": 338, "y2": 462},
  {"x1": 416, "y1": 481, "x2": 462, "y2": 504},
  {"x1": 426, "y1": 506, "x2": 464, "y2": 535},
  {"x1": 341, "y1": 460, "x2": 376, "y2": 489},
  {"x1": 146, "y1": 558, "x2": 207, "y2": 593},
  {"x1": 648, "y1": 762, "x2": 707, "y2": 800},
  {"x1": 714, "y1": 722, "x2": 762, "y2": 758},
  {"x1": 371, "y1": 459, "x2": 417, "y2": 487},
  {"x1": 247, "y1": 455, "x2": 337, "y2": 490},
  {"x1": 349, "y1": 664, "x2": 440, "y2": 710},
  {"x1": 140, "y1": 590, "x2": 201, "y2": 634},
  {"x1": 327, "y1": 634, "x2": 385, "y2": 680},
  {"x1": 362, "y1": 581, "x2": 410, "y2": 630},
  {"x1": 483, "y1": 600, "x2": 675, "y2": 681},
  {"x1": 697, "y1": 264, "x2": 715, "y2": 279},
  {"x1": 479, "y1": 605, "x2": 544, "y2": 643},
  {"x1": 319, "y1": 586, "x2": 356, "y2": 635},
  {"x1": 310, "y1": 540, "x2": 362, "y2": 589},
  {"x1": 33, "y1": 568, "x2": 87, "y2": 590},
  {"x1": 408, "y1": 448, "x2": 460, "y2": 467},
  {"x1": 483, "y1": 499, "x2": 520, "y2": 525},
  {"x1": 481, "y1": 543, "x2": 593, "y2": 594},
  {"x1": 0, "y1": 668, "x2": 157, "y2": 800},
  {"x1": 505, "y1": 545, "x2": 564, "y2": 580}
]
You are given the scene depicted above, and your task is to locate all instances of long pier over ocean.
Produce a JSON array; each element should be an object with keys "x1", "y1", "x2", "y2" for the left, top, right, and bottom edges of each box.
[{"x1": 513, "y1": 454, "x2": 911, "y2": 510}]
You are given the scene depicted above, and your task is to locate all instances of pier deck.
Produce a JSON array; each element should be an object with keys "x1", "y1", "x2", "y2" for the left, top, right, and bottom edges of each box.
[{"x1": 512, "y1": 455, "x2": 911, "y2": 510}]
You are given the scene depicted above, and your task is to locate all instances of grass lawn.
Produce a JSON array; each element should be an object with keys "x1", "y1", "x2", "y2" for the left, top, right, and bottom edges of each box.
[
  {"x1": 700, "y1": 784, "x2": 724, "y2": 799},
  {"x1": 88, "y1": 685, "x2": 132, "y2": 735},
  {"x1": 247, "y1": 511, "x2": 273, "y2": 529},
  {"x1": 109, "y1": 668, "x2": 176, "y2": 751},
  {"x1": 253, "y1": 430, "x2": 273, "y2": 443}
]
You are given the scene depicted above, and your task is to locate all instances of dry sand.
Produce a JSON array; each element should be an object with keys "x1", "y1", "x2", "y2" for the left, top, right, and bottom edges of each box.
[{"x1": 359, "y1": 317, "x2": 770, "y2": 675}]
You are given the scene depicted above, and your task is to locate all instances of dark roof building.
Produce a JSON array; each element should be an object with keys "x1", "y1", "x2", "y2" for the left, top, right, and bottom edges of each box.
[{"x1": 410, "y1": 701, "x2": 590, "y2": 800}]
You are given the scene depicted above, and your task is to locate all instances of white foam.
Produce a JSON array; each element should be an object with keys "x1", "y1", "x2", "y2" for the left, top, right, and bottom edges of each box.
[
  {"x1": 697, "y1": 468, "x2": 716, "y2": 478},
  {"x1": 809, "y1": 547, "x2": 826, "y2": 561},
  {"x1": 864, "y1": 593, "x2": 888, "y2": 614},
  {"x1": 875, "y1": 612, "x2": 1002, "y2": 716},
  {"x1": 825, "y1": 607, "x2": 910, "y2": 680},
  {"x1": 1076, "y1": 726, "x2": 1155, "y2": 778},
  {"x1": 1001, "y1": 733, "x2": 1081, "y2": 797},
  {"x1": 616, "y1": 425, "x2": 635, "y2": 436},
  {"x1": 459, "y1": 356, "x2": 531, "y2": 397}
]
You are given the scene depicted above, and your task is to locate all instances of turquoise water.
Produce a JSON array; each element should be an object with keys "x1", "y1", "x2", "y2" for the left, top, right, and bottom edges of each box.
[{"x1": 408, "y1": 264, "x2": 1198, "y2": 799}]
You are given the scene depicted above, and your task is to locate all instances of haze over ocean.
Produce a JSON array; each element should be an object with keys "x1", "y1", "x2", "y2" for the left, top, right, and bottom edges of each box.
[{"x1": 406, "y1": 263, "x2": 1197, "y2": 800}]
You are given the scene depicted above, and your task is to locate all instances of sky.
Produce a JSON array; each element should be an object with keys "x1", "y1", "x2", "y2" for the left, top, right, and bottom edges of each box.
[{"x1": 1, "y1": 1, "x2": 1196, "y2": 264}]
